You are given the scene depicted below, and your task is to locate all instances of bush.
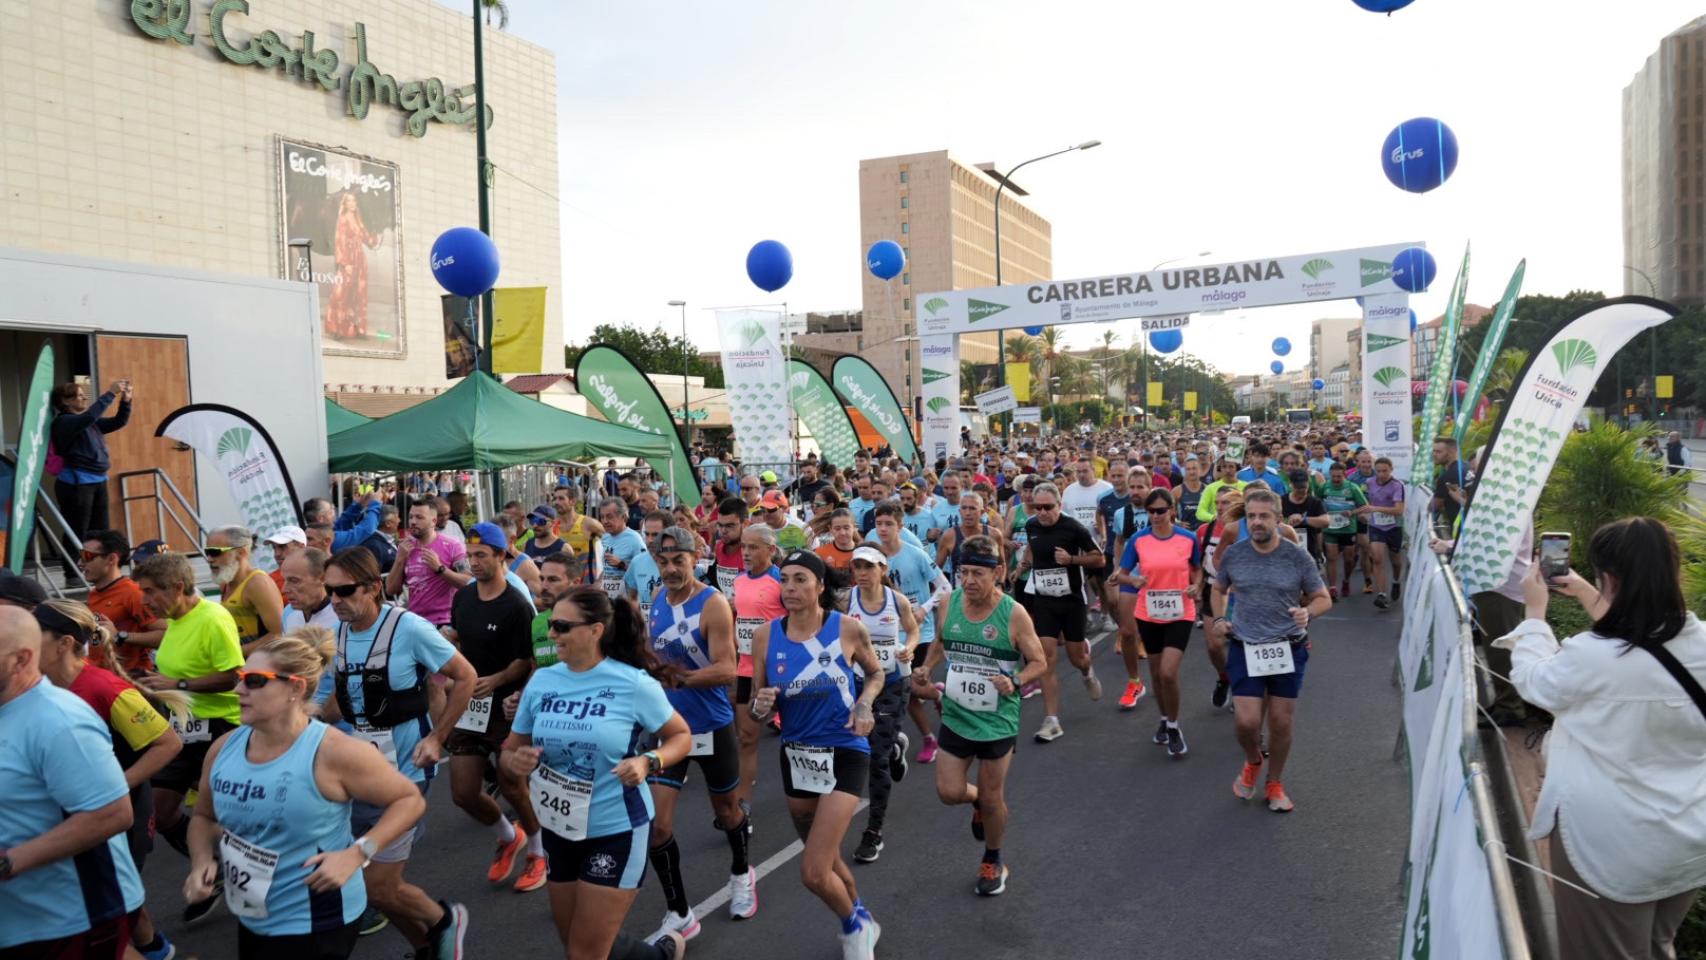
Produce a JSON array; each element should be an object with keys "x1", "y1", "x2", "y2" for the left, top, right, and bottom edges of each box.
[
  {"x1": 1535, "y1": 423, "x2": 1689, "y2": 571},
  {"x1": 1679, "y1": 892, "x2": 1706, "y2": 960}
]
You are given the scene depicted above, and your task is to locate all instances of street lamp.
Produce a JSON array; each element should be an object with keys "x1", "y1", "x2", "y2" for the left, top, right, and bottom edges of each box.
[
  {"x1": 993, "y1": 140, "x2": 1100, "y2": 440},
  {"x1": 1623, "y1": 265, "x2": 1660, "y2": 422},
  {"x1": 668, "y1": 300, "x2": 690, "y2": 445}
]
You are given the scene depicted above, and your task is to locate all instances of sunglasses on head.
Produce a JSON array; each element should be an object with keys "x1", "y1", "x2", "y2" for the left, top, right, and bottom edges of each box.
[
  {"x1": 548, "y1": 618, "x2": 595, "y2": 634},
  {"x1": 236, "y1": 668, "x2": 303, "y2": 690},
  {"x1": 327, "y1": 583, "x2": 364, "y2": 598},
  {"x1": 203, "y1": 546, "x2": 237, "y2": 558}
]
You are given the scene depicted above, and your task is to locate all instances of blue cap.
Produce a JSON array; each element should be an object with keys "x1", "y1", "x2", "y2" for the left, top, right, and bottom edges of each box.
[{"x1": 465, "y1": 522, "x2": 509, "y2": 551}]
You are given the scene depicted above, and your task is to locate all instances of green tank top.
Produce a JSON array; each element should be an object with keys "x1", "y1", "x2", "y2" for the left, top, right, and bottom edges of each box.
[{"x1": 939, "y1": 590, "x2": 1021, "y2": 741}]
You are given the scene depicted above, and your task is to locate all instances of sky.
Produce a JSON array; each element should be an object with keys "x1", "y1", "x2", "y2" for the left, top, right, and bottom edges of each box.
[{"x1": 479, "y1": 0, "x2": 1699, "y2": 378}]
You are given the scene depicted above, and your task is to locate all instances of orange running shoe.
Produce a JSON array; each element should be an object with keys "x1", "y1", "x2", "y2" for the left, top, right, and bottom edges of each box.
[
  {"x1": 1118, "y1": 679, "x2": 1148, "y2": 710},
  {"x1": 512, "y1": 853, "x2": 548, "y2": 892},
  {"x1": 1266, "y1": 781, "x2": 1295, "y2": 813},
  {"x1": 487, "y1": 826, "x2": 527, "y2": 884},
  {"x1": 1233, "y1": 760, "x2": 1262, "y2": 800}
]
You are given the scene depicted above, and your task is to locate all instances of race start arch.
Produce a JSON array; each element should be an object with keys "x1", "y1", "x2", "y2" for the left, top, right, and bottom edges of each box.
[{"x1": 914, "y1": 242, "x2": 1422, "y2": 476}]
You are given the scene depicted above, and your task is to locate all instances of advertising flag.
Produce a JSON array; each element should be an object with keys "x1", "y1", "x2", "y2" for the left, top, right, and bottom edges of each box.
[
  {"x1": 574, "y1": 345, "x2": 700, "y2": 508},
  {"x1": 1005, "y1": 363, "x2": 1032, "y2": 402},
  {"x1": 1452, "y1": 298, "x2": 1676, "y2": 594},
  {"x1": 1414, "y1": 244, "x2": 1470, "y2": 483},
  {"x1": 156, "y1": 404, "x2": 304, "y2": 571},
  {"x1": 5, "y1": 344, "x2": 54, "y2": 572},
  {"x1": 1362, "y1": 294, "x2": 1415, "y2": 480},
  {"x1": 715, "y1": 309, "x2": 793, "y2": 470},
  {"x1": 1455, "y1": 261, "x2": 1526, "y2": 444},
  {"x1": 832, "y1": 355, "x2": 918, "y2": 464},
  {"x1": 1147, "y1": 382, "x2": 1165, "y2": 408},
  {"x1": 919, "y1": 334, "x2": 959, "y2": 462},
  {"x1": 492, "y1": 287, "x2": 548, "y2": 374},
  {"x1": 787, "y1": 359, "x2": 861, "y2": 467}
]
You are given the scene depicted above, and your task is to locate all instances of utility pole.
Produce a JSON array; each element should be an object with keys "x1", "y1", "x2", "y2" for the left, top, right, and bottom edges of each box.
[{"x1": 473, "y1": 0, "x2": 494, "y2": 373}]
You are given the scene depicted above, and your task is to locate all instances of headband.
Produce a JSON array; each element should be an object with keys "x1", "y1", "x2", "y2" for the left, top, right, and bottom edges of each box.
[
  {"x1": 958, "y1": 551, "x2": 1002, "y2": 569},
  {"x1": 780, "y1": 549, "x2": 827, "y2": 581}
]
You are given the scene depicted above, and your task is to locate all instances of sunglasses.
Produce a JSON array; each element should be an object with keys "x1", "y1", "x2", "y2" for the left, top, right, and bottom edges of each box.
[
  {"x1": 548, "y1": 619, "x2": 595, "y2": 634},
  {"x1": 531, "y1": 517, "x2": 550, "y2": 525},
  {"x1": 327, "y1": 583, "x2": 364, "y2": 598},
  {"x1": 1146, "y1": 507, "x2": 1172, "y2": 515},
  {"x1": 236, "y1": 668, "x2": 304, "y2": 690},
  {"x1": 203, "y1": 546, "x2": 237, "y2": 558},
  {"x1": 1033, "y1": 503, "x2": 1059, "y2": 512},
  {"x1": 79, "y1": 550, "x2": 108, "y2": 562}
]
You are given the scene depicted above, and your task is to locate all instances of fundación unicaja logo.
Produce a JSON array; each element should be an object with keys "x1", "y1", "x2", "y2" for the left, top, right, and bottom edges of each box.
[
  {"x1": 926, "y1": 396, "x2": 952, "y2": 414},
  {"x1": 788, "y1": 370, "x2": 811, "y2": 392},
  {"x1": 217, "y1": 427, "x2": 254, "y2": 458},
  {"x1": 1360, "y1": 258, "x2": 1393, "y2": 288},
  {"x1": 924, "y1": 297, "x2": 949, "y2": 316},
  {"x1": 739, "y1": 319, "x2": 767, "y2": 349},
  {"x1": 1300, "y1": 258, "x2": 1334, "y2": 280},
  {"x1": 1365, "y1": 333, "x2": 1407, "y2": 352},
  {"x1": 1551, "y1": 339, "x2": 1598, "y2": 377},
  {"x1": 1373, "y1": 366, "x2": 1407, "y2": 388},
  {"x1": 967, "y1": 299, "x2": 1008, "y2": 324}
]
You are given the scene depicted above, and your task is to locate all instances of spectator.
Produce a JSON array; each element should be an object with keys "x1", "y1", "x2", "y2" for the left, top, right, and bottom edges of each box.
[
  {"x1": 362, "y1": 503, "x2": 401, "y2": 573},
  {"x1": 1664, "y1": 430, "x2": 1692, "y2": 476},
  {"x1": 50, "y1": 378, "x2": 132, "y2": 569},
  {"x1": 303, "y1": 494, "x2": 381, "y2": 554},
  {"x1": 1505, "y1": 516, "x2": 1706, "y2": 960}
]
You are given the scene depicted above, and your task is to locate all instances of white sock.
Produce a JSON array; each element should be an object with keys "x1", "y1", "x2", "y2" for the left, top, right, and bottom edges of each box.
[
  {"x1": 526, "y1": 829, "x2": 544, "y2": 857},
  {"x1": 491, "y1": 817, "x2": 517, "y2": 844},
  {"x1": 1165, "y1": 720, "x2": 1179, "y2": 729}
]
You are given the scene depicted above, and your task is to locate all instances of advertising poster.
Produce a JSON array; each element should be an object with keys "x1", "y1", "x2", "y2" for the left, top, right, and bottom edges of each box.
[
  {"x1": 919, "y1": 334, "x2": 959, "y2": 463},
  {"x1": 1361, "y1": 294, "x2": 1415, "y2": 481},
  {"x1": 442, "y1": 295, "x2": 478, "y2": 379},
  {"x1": 715, "y1": 309, "x2": 793, "y2": 469},
  {"x1": 574, "y1": 346, "x2": 700, "y2": 508},
  {"x1": 278, "y1": 137, "x2": 404, "y2": 357},
  {"x1": 156, "y1": 404, "x2": 304, "y2": 572}
]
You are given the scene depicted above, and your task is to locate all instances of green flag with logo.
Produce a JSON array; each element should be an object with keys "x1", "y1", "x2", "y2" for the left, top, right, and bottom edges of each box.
[
  {"x1": 1413, "y1": 244, "x2": 1470, "y2": 485},
  {"x1": 831, "y1": 355, "x2": 917, "y2": 464},
  {"x1": 574, "y1": 345, "x2": 700, "y2": 508},
  {"x1": 1454, "y1": 260, "x2": 1526, "y2": 445},
  {"x1": 7, "y1": 344, "x2": 55, "y2": 572},
  {"x1": 787, "y1": 360, "x2": 861, "y2": 468}
]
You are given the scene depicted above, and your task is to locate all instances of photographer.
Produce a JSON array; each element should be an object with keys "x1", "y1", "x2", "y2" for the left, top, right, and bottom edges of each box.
[{"x1": 51, "y1": 378, "x2": 132, "y2": 570}]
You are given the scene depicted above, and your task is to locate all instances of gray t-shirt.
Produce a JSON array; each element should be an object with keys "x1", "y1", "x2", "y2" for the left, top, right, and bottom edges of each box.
[{"x1": 1215, "y1": 537, "x2": 1325, "y2": 641}]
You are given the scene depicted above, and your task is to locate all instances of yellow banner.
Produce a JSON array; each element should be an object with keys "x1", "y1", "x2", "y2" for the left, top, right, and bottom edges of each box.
[
  {"x1": 492, "y1": 287, "x2": 549, "y2": 373},
  {"x1": 1657, "y1": 375, "x2": 1675, "y2": 399},
  {"x1": 1184, "y1": 391, "x2": 1198, "y2": 412},
  {"x1": 1147, "y1": 382, "x2": 1164, "y2": 408},
  {"x1": 1006, "y1": 363, "x2": 1032, "y2": 402}
]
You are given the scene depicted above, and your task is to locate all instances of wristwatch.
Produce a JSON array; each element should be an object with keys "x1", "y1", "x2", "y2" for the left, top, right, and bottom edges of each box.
[
  {"x1": 644, "y1": 750, "x2": 662, "y2": 774},
  {"x1": 354, "y1": 836, "x2": 378, "y2": 868},
  {"x1": 117, "y1": 631, "x2": 129, "y2": 644},
  {"x1": 175, "y1": 679, "x2": 190, "y2": 691}
]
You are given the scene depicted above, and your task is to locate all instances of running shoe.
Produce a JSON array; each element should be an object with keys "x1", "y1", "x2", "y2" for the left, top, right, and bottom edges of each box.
[
  {"x1": 431, "y1": 901, "x2": 469, "y2": 960},
  {"x1": 1020, "y1": 680, "x2": 1041, "y2": 700},
  {"x1": 728, "y1": 867, "x2": 759, "y2": 920},
  {"x1": 854, "y1": 829, "x2": 884, "y2": 863},
  {"x1": 182, "y1": 877, "x2": 222, "y2": 925},
  {"x1": 653, "y1": 931, "x2": 688, "y2": 960},
  {"x1": 839, "y1": 920, "x2": 877, "y2": 960},
  {"x1": 1118, "y1": 678, "x2": 1147, "y2": 710},
  {"x1": 1340, "y1": 579, "x2": 1351, "y2": 597},
  {"x1": 917, "y1": 734, "x2": 939, "y2": 764},
  {"x1": 1211, "y1": 678, "x2": 1231, "y2": 710},
  {"x1": 890, "y1": 732, "x2": 910, "y2": 782},
  {"x1": 1266, "y1": 781, "x2": 1295, "y2": 813},
  {"x1": 1233, "y1": 760, "x2": 1262, "y2": 800},
  {"x1": 1152, "y1": 719, "x2": 1169, "y2": 745},
  {"x1": 1363, "y1": 578, "x2": 1374, "y2": 595},
  {"x1": 358, "y1": 905, "x2": 389, "y2": 936},
  {"x1": 1033, "y1": 716, "x2": 1064, "y2": 742},
  {"x1": 1166, "y1": 725, "x2": 1188, "y2": 759},
  {"x1": 970, "y1": 805, "x2": 984, "y2": 841},
  {"x1": 1083, "y1": 665, "x2": 1103, "y2": 701},
  {"x1": 1328, "y1": 586, "x2": 1340, "y2": 601},
  {"x1": 1392, "y1": 579, "x2": 1403, "y2": 601},
  {"x1": 139, "y1": 934, "x2": 176, "y2": 960},
  {"x1": 974, "y1": 861, "x2": 1009, "y2": 897},
  {"x1": 1137, "y1": 645, "x2": 1148, "y2": 661},
  {"x1": 649, "y1": 908, "x2": 701, "y2": 943},
  {"x1": 1374, "y1": 592, "x2": 1390, "y2": 610},
  {"x1": 513, "y1": 853, "x2": 548, "y2": 892},
  {"x1": 487, "y1": 826, "x2": 527, "y2": 884}
]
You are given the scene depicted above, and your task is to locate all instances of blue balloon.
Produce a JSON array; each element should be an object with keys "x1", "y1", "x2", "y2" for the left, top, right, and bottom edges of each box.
[
  {"x1": 1270, "y1": 361, "x2": 1284, "y2": 375},
  {"x1": 1149, "y1": 329, "x2": 1183, "y2": 354},
  {"x1": 866, "y1": 240, "x2": 905, "y2": 281},
  {"x1": 1352, "y1": 0, "x2": 1416, "y2": 11},
  {"x1": 1272, "y1": 337, "x2": 1292, "y2": 357},
  {"x1": 429, "y1": 227, "x2": 501, "y2": 298},
  {"x1": 745, "y1": 240, "x2": 793, "y2": 292},
  {"x1": 1391, "y1": 247, "x2": 1437, "y2": 293},
  {"x1": 1312, "y1": 378, "x2": 1326, "y2": 391},
  {"x1": 1355, "y1": 295, "x2": 1365, "y2": 308},
  {"x1": 1023, "y1": 326, "x2": 1044, "y2": 336},
  {"x1": 1409, "y1": 309, "x2": 1419, "y2": 331},
  {"x1": 1382, "y1": 117, "x2": 1458, "y2": 194}
]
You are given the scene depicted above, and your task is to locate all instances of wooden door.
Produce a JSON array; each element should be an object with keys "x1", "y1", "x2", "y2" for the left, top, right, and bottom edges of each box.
[{"x1": 94, "y1": 336, "x2": 199, "y2": 553}]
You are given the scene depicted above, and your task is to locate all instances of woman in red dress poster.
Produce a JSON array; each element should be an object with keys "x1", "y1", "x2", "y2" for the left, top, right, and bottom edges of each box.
[{"x1": 327, "y1": 191, "x2": 380, "y2": 340}]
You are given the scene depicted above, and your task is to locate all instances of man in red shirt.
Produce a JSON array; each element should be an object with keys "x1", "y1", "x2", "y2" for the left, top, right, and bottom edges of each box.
[{"x1": 79, "y1": 529, "x2": 166, "y2": 674}]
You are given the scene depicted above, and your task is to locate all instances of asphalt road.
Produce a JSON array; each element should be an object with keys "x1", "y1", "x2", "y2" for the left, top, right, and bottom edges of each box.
[{"x1": 142, "y1": 594, "x2": 1409, "y2": 960}]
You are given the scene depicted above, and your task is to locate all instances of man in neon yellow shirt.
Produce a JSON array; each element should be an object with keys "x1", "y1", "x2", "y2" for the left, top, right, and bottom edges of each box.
[{"x1": 1194, "y1": 458, "x2": 1250, "y2": 526}]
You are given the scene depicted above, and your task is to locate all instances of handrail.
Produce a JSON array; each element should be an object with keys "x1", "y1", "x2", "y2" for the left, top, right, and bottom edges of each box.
[{"x1": 117, "y1": 468, "x2": 208, "y2": 550}]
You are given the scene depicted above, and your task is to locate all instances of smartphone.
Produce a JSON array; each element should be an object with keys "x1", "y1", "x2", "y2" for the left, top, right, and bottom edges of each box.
[{"x1": 1539, "y1": 532, "x2": 1572, "y2": 580}]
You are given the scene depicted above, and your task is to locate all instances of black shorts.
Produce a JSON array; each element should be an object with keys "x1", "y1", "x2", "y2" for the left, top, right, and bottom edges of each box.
[
  {"x1": 236, "y1": 920, "x2": 360, "y2": 960},
  {"x1": 150, "y1": 718, "x2": 236, "y2": 794},
  {"x1": 1323, "y1": 531, "x2": 1358, "y2": 548},
  {"x1": 1027, "y1": 596, "x2": 1088, "y2": 645},
  {"x1": 778, "y1": 744, "x2": 869, "y2": 799},
  {"x1": 650, "y1": 723, "x2": 741, "y2": 794},
  {"x1": 1137, "y1": 618, "x2": 1193, "y2": 655},
  {"x1": 936, "y1": 723, "x2": 1015, "y2": 761},
  {"x1": 734, "y1": 676, "x2": 753, "y2": 705},
  {"x1": 1368, "y1": 525, "x2": 1403, "y2": 551},
  {"x1": 2, "y1": 913, "x2": 132, "y2": 960},
  {"x1": 541, "y1": 825, "x2": 651, "y2": 888},
  {"x1": 444, "y1": 714, "x2": 514, "y2": 758}
]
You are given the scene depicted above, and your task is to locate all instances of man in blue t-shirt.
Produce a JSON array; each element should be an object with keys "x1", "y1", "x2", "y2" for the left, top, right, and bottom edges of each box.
[{"x1": 1236, "y1": 442, "x2": 1290, "y2": 495}]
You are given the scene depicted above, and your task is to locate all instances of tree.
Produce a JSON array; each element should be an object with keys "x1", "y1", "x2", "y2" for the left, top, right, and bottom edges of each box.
[
  {"x1": 482, "y1": 0, "x2": 510, "y2": 28},
  {"x1": 564, "y1": 323, "x2": 723, "y2": 389}
]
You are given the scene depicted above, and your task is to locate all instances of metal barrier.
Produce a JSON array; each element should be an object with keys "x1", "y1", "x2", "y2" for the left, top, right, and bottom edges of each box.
[{"x1": 117, "y1": 468, "x2": 209, "y2": 553}]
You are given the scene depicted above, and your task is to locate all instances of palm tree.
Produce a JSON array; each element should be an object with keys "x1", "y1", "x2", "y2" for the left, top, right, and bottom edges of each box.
[
  {"x1": 1098, "y1": 329, "x2": 1120, "y2": 399},
  {"x1": 482, "y1": 0, "x2": 510, "y2": 28}
]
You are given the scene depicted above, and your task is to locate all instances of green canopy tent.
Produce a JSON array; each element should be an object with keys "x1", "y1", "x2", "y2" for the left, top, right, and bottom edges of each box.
[
  {"x1": 327, "y1": 371, "x2": 674, "y2": 472},
  {"x1": 324, "y1": 397, "x2": 372, "y2": 435}
]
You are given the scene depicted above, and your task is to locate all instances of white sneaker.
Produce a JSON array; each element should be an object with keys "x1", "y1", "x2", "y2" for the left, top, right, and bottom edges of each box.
[
  {"x1": 1033, "y1": 716, "x2": 1064, "y2": 743},
  {"x1": 1083, "y1": 665, "x2": 1103, "y2": 701},
  {"x1": 727, "y1": 867, "x2": 758, "y2": 920},
  {"x1": 839, "y1": 920, "x2": 877, "y2": 960},
  {"x1": 648, "y1": 908, "x2": 701, "y2": 944}
]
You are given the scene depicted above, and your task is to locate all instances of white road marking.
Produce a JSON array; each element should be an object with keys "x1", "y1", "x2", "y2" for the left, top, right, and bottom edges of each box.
[{"x1": 689, "y1": 799, "x2": 870, "y2": 918}]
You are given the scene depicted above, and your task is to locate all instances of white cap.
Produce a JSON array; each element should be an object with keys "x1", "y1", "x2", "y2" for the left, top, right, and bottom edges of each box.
[
  {"x1": 265, "y1": 524, "x2": 307, "y2": 546},
  {"x1": 851, "y1": 545, "x2": 889, "y2": 567}
]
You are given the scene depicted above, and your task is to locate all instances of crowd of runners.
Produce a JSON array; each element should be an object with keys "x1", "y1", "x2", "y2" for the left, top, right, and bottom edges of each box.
[{"x1": 0, "y1": 417, "x2": 1424, "y2": 960}]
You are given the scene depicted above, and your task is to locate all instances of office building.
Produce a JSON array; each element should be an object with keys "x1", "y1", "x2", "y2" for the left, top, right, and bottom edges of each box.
[
  {"x1": 1310, "y1": 318, "x2": 1360, "y2": 384},
  {"x1": 1623, "y1": 15, "x2": 1706, "y2": 304},
  {"x1": 1412, "y1": 305, "x2": 1490, "y2": 376}
]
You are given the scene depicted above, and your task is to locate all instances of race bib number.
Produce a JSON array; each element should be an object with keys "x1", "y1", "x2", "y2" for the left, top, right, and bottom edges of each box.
[
  {"x1": 1145, "y1": 589, "x2": 1185, "y2": 621},
  {"x1": 871, "y1": 636, "x2": 898, "y2": 673},
  {"x1": 690, "y1": 731, "x2": 715, "y2": 757},
  {"x1": 454, "y1": 695, "x2": 493, "y2": 733},
  {"x1": 716, "y1": 565, "x2": 738, "y2": 598},
  {"x1": 1328, "y1": 513, "x2": 1351, "y2": 531},
  {"x1": 735, "y1": 618, "x2": 762, "y2": 656},
  {"x1": 172, "y1": 713, "x2": 211, "y2": 744},
  {"x1": 531, "y1": 764, "x2": 593, "y2": 840},
  {"x1": 351, "y1": 725, "x2": 399, "y2": 767},
  {"x1": 946, "y1": 657, "x2": 1003, "y2": 713},
  {"x1": 601, "y1": 567, "x2": 625, "y2": 600},
  {"x1": 1371, "y1": 511, "x2": 1397, "y2": 529},
  {"x1": 784, "y1": 742, "x2": 836, "y2": 795},
  {"x1": 1033, "y1": 567, "x2": 1070, "y2": 597},
  {"x1": 1243, "y1": 639, "x2": 1297, "y2": 677},
  {"x1": 1072, "y1": 507, "x2": 1097, "y2": 529},
  {"x1": 219, "y1": 832, "x2": 280, "y2": 920}
]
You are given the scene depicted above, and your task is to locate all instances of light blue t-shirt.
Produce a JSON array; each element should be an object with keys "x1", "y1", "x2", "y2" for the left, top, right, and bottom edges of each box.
[
  {"x1": 847, "y1": 497, "x2": 877, "y2": 529},
  {"x1": 865, "y1": 526, "x2": 926, "y2": 551},
  {"x1": 505, "y1": 569, "x2": 535, "y2": 607},
  {"x1": 512, "y1": 658, "x2": 676, "y2": 839},
  {"x1": 881, "y1": 542, "x2": 945, "y2": 645},
  {"x1": 900, "y1": 507, "x2": 941, "y2": 544},
  {"x1": 1307, "y1": 457, "x2": 1334, "y2": 478},
  {"x1": 624, "y1": 551, "x2": 663, "y2": 619},
  {"x1": 600, "y1": 527, "x2": 648, "y2": 593},
  {"x1": 0, "y1": 679, "x2": 145, "y2": 947},
  {"x1": 1237, "y1": 465, "x2": 1290, "y2": 495},
  {"x1": 930, "y1": 497, "x2": 964, "y2": 531},
  {"x1": 339, "y1": 607, "x2": 457, "y2": 784}
]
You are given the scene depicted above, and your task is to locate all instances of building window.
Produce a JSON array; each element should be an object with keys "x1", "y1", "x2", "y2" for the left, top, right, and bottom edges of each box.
[
  {"x1": 901, "y1": 222, "x2": 909, "y2": 234},
  {"x1": 900, "y1": 197, "x2": 909, "y2": 209},
  {"x1": 899, "y1": 170, "x2": 909, "y2": 184},
  {"x1": 902, "y1": 272, "x2": 910, "y2": 285},
  {"x1": 903, "y1": 298, "x2": 911, "y2": 311}
]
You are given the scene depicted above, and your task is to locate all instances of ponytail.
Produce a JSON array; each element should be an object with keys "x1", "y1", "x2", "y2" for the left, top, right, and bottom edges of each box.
[
  {"x1": 560, "y1": 586, "x2": 662, "y2": 679},
  {"x1": 38, "y1": 599, "x2": 192, "y2": 722}
]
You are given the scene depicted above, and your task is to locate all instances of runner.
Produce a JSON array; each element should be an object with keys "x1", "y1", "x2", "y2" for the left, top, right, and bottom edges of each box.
[
  {"x1": 1208, "y1": 489, "x2": 1333, "y2": 813},
  {"x1": 1235, "y1": 443, "x2": 1289, "y2": 495},
  {"x1": 846, "y1": 546, "x2": 921, "y2": 864},
  {"x1": 1347, "y1": 449, "x2": 1378, "y2": 595},
  {"x1": 1356, "y1": 456, "x2": 1406, "y2": 608},
  {"x1": 713, "y1": 497, "x2": 748, "y2": 600},
  {"x1": 756, "y1": 491, "x2": 810, "y2": 553},
  {"x1": 869, "y1": 502, "x2": 952, "y2": 761},
  {"x1": 321, "y1": 548, "x2": 476, "y2": 958},
  {"x1": 1117, "y1": 489, "x2": 1202, "y2": 758},
  {"x1": 1015, "y1": 482, "x2": 1104, "y2": 742},
  {"x1": 443, "y1": 522, "x2": 544, "y2": 893},
  {"x1": 936, "y1": 493, "x2": 1000, "y2": 586},
  {"x1": 1172, "y1": 457, "x2": 1207, "y2": 533},
  {"x1": 523, "y1": 504, "x2": 567, "y2": 562},
  {"x1": 909, "y1": 535, "x2": 1047, "y2": 896},
  {"x1": 599, "y1": 498, "x2": 651, "y2": 608},
  {"x1": 1317, "y1": 462, "x2": 1369, "y2": 601},
  {"x1": 1280, "y1": 469, "x2": 1329, "y2": 566},
  {"x1": 626, "y1": 512, "x2": 669, "y2": 622},
  {"x1": 1061, "y1": 457, "x2": 1114, "y2": 622},
  {"x1": 731, "y1": 525, "x2": 785, "y2": 813},
  {"x1": 897, "y1": 483, "x2": 942, "y2": 546},
  {"x1": 529, "y1": 553, "x2": 578, "y2": 667},
  {"x1": 503, "y1": 585, "x2": 695, "y2": 960},
  {"x1": 79, "y1": 528, "x2": 167, "y2": 675},
  {"x1": 208, "y1": 525, "x2": 287, "y2": 656},
  {"x1": 1199, "y1": 488, "x2": 1244, "y2": 710},
  {"x1": 183, "y1": 630, "x2": 428, "y2": 960},
  {"x1": 644, "y1": 526, "x2": 753, "y2": 943},
  {"x1": 552, "y1": 486, "x2": 606, "y2": 586},
  {"x1": 385, "y1": 501, "x2": 472, "y2": 631},
  {"x1": 1109, "y1": 467, "x2": 1154, "y2": 708},
  {"x1": 1194, "y1": 458, "x2": 1248, "y2": 527},
  {"x1": 750, "y1": 550, "x2": 884, "y2": 960}
]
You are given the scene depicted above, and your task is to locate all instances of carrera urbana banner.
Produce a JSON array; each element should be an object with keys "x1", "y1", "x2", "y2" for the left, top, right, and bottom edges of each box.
[
  {"x1": 715, "y1": 309, "x2": 793, "y2": 469},
  {"x1": 5, "y1": 344, "x2": 54, "y2": 572},
  {"x1": 1360, "y1": 294, "x2": 1415, "y2": 481},
  {"x1": 787, "y1": 359, "x2": 861, "y2": 468},
  {"x1": 919, "y1": 335, "x2": 959, "y2": 463},
  {"x1": 832, "y1": 355, "x2": 918, "y2": 464},
  {"x1": 157, "y1": 405, "x2": 304, "y2": 571},
  {"x1": 916, "y1": 243, "x2": 1421, "y2": 336},
  {"x1": 1452, "y1": 298, "x2": 1677, "y2": 594},
  {"x1": 574, "y1": 345, "x2": 699, "y2": 508}
]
